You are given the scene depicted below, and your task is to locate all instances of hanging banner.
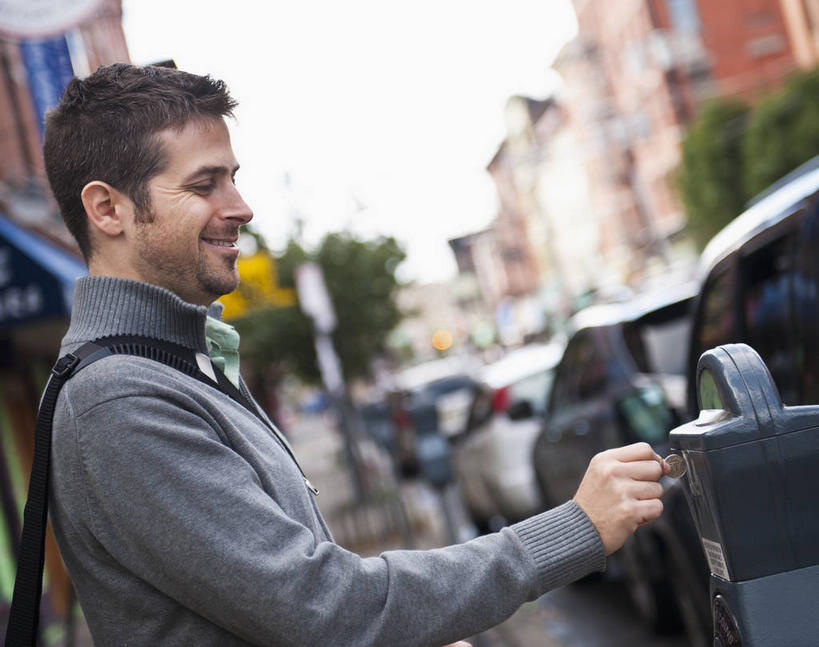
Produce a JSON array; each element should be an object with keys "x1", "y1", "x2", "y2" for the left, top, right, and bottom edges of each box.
[
  {"x1": 19, "y1": 35, "x2": 75, "y2": 136},
  {"x1": 0, "y1": 0, "x2": 103, "y2": 39}
]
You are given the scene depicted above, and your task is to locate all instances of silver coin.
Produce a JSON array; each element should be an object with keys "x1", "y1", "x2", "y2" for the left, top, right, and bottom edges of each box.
[{"x1": 665, "y1": 454, "x2": 687, "y2": 479}]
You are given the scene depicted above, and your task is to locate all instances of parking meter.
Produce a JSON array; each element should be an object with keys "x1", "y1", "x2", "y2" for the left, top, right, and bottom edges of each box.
[
  {"x1": 409, "y1": 401, "x2": 454, "y2": 489},
  {"x1": 669, "y1": 343, "x2": 819, "y2": 646}
]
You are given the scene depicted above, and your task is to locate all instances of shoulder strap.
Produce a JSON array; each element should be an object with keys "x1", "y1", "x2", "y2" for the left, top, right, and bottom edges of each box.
[
  {"x1": 4, "y1": 335, "x2": 315, "y2": 647},
  {"x1": 5, "y1": 342, "x2": 103, "y2": 646}
]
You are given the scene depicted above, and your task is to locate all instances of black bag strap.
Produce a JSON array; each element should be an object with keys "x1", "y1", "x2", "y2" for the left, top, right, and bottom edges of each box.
[
  {"x1": 5, "y1": 344, "x2": 99, "y2": 647},
  {"x1": 4, "y1": 335, "x2": 315, "y2": 647}
]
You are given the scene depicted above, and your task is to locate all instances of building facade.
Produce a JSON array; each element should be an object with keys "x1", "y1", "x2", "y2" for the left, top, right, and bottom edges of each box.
[{"x1": 0, "y1": 0, "x2": 130, "y2": 640}]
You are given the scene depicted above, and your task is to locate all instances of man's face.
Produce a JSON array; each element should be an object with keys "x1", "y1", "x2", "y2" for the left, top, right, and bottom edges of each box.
[{"x1": 128, "y1": 118, "x2": 253, "y2": 305}]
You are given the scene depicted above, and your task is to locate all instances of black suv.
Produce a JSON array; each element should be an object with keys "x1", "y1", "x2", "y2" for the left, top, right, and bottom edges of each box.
[{"x1": 686, "y1": 157, "x2": 819, "y2": 413}]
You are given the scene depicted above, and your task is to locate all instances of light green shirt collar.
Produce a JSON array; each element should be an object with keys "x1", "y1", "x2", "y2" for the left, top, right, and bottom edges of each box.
[{"x1": 205, "y1": 315, "x2": 241, "y2": 388}]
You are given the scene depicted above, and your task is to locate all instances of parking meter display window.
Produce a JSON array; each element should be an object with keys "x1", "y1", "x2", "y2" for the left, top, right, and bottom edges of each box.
[{"x1": 698, "y1": 369, "x2": 723, "y2": 410}]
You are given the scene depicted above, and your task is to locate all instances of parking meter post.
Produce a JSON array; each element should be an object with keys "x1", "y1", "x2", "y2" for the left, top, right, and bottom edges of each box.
[
  {"x1": 669, "y1": 343, "x2": 819, "y2": 646},
  {"x1": 409, "y1": 401, "x2": 476, "y2": 544}
]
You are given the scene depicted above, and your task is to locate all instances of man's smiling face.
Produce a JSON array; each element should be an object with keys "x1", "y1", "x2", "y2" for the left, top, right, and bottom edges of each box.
[{"x1": 129, "y1": 117, "x2": 253, "y2": 305}]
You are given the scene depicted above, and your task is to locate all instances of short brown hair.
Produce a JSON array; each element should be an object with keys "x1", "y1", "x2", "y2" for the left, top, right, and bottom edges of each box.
[{"x1": 43, "y1": 64, "x2": 237, "y2": 259}]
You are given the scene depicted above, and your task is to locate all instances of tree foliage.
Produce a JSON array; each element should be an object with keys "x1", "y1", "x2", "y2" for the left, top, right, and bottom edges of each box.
[
  {"x1": 679, "y1": 100, "x2": 750, "y2": 249},
  {"x1": 679, "y1": 69, "x2": 819, "y2": 250},
  {"x1": 743, "y1": 71, "x2": 819, "y2": 197},
  {"x1": 233, "y1": 232, "x2": 406, "y2": 385}
]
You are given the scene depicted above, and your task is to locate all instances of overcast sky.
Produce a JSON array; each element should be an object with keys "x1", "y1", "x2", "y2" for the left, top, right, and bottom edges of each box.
[{"x1": 122, "y1": 0, "x2": 577, "y2": 283}]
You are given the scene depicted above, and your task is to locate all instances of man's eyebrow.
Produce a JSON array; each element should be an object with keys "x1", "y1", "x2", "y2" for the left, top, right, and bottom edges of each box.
[{"x1": 181, "y1": 164, "x2": 240, "y2": 183}]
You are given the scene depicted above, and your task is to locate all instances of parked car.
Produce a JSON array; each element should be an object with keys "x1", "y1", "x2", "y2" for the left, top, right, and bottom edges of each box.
[
  {"x1": 382, "y1": 356, "x2": 480, "y2": 478},
  {"x1": 449, "y1": 343, "x2": 563, "y2": 531},
  {"x1": 531, "y1": 282, "x2": 711, "y2": 643},
  {"x1": 686, "y1": 156, "x2": 819, "y2": 412}
]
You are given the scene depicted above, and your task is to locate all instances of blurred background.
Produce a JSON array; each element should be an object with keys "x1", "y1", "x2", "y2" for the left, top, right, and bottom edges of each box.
[{"x1": 1, "y1": 0, "x2": 818, "y2": 645}]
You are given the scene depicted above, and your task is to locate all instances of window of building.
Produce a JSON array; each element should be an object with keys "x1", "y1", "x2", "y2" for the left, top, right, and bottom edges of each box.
[{"x1": 665, "y1": 0, "x2": 700, "y2": 34}]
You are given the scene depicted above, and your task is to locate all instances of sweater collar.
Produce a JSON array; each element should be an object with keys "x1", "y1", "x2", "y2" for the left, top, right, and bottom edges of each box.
[{"x1": 62, "y1": 276, "x2": 216, "y2": 354}]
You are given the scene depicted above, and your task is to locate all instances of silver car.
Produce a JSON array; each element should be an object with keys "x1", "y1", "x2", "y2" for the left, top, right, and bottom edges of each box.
[{"x1": 450, "y1": 343, "x2": 563, "y2": 531}]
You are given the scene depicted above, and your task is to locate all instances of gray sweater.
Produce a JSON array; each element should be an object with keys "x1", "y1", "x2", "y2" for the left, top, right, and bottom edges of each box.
[{"x1": 49, "y1": 276, "x2": 605, "y2": 646}]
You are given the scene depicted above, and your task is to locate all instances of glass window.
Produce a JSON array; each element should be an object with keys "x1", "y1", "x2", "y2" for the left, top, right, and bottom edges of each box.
[
  {"x1": 509, "y1": 369, "x2": 555, "y2": 417},
  {"x1": 742, "y1": 233, "x2": 799, "y2": 404},
  {"x1": 795, "y1": 203, "x2": 819, "y2": 403},
  {"x1": 666, "y1": 0, "x2": 700, "y2": 34},
  {"x1": 693, "y1": 266, "x2": 737, "y2": 364},
  {"x1": 550, "y1": 331, "x2": 593, "y2": 412}
]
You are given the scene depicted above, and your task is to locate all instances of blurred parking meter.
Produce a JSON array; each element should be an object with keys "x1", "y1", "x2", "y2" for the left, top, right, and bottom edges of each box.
[
  {"x1": 668, "y1": 344, "x2": 819, "y2": 646},
  {"x1": 408, "y1": 401, "x2": 453, "y2": 489}
]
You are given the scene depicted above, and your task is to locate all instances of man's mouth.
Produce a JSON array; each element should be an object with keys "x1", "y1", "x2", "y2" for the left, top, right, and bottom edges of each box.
[{"x1": 201, "y1": 237, "x2": 238, "y2": 248}]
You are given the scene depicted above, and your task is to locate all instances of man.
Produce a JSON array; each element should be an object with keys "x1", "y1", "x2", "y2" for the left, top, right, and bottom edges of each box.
[{"x1": 43, "y1": 63, "x2": 669, "y2": 646}]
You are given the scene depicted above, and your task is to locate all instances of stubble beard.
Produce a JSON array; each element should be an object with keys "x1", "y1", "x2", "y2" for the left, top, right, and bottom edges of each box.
[{"x1": 134, "y1": 217, "x2": 240, "y2": 304}]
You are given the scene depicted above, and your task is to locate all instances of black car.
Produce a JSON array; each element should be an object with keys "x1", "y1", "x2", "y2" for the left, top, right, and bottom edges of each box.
[
  {"x1": 532, "y1": 282, "x2": 711, "y2": 643},
  {"x1": 686, "y1": 156, "x2": 819, "y2": 413}
]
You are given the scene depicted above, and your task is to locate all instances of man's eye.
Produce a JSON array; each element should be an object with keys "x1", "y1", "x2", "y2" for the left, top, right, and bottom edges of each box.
[{"x1": 192, "y1": 183, "x2": 215, "y2": 194}]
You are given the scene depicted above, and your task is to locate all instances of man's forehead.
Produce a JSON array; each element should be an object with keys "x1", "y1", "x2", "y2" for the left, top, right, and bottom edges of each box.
[{"x1": 155, "y1": 118, "x2": 237, "y2": 175}]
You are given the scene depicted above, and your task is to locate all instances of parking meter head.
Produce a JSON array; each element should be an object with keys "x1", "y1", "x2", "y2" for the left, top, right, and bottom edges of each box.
[{"x1": 669, "y1": 343, "x2": 819, "y2": 582}]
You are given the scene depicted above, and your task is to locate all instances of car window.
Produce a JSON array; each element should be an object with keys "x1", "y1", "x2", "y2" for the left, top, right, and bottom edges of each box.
[
  {"x1": 550, "y1": 330, "x2": 596, "y2": 411},
  {"x1": 576, "y1": 331, "x2": 609, "y2": 399},
  {"x1": 509, "y1": 369, "x2": 554, "y2": 416},
  {"x1": 796, "y1": 203, "x2": 819, "y2": 403},
  {"x1": 742, "y1": 232, "x2": 800, "y2": 404},
  {"x1": 692, "y1": 264, "x2": 737, "y2": 365}
]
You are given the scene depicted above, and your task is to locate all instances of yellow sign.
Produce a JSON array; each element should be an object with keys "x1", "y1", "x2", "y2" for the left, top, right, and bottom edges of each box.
[{"x1": 219, "y1": 252, "x2": 296, "y2": 320}]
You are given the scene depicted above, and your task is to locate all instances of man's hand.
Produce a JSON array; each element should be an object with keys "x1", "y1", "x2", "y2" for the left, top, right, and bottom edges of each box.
[{"x1": 573, "y1": 442, "x2": 669, "y2": 555}]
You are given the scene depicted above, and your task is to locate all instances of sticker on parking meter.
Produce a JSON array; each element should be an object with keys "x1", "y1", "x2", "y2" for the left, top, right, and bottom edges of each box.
[{"x1": 701, "y1": 538, "x2": 730, "y2": 580}]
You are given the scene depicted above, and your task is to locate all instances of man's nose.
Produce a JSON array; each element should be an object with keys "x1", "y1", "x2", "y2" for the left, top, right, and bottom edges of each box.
[{"x1": 221, "y1": 184, "x2": 253, "y2": 225}]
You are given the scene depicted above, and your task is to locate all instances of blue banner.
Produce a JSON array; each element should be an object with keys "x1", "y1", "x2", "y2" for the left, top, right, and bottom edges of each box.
[{"x1": 19, "y1": 34, "x2": 74, "y2": 137}]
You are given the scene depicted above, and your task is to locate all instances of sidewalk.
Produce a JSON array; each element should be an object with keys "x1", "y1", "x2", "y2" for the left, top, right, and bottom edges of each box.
[{"x1": 288, "y1": 412, "x2": 568, "y2": 646}]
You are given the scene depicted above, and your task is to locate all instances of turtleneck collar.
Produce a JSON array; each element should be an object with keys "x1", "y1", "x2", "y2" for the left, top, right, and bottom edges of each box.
[{"x1": 61, "y1": 276, "x2": 217, "y2": 355}]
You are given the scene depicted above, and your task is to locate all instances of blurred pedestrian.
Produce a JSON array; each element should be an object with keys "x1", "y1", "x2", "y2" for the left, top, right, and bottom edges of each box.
[{"x1": 39, "y1": 63, "x2": 670, "y2": 646}]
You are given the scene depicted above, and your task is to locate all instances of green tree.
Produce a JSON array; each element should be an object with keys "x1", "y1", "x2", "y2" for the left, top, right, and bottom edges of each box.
[
  {"x1": 743, "y1": 70, "x2": 819, "y2": 197},
  {"x1": 678, "y1": 99, "x2": 750, "y2": 249},
  {"x1": 233, "y1": 232, "x2": 406, "y2": 385}
]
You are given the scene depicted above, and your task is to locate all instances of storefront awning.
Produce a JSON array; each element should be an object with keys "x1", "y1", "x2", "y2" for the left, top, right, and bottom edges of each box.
[{"x1": 0, "y1": 212, "x2": 86, "y2": 327}]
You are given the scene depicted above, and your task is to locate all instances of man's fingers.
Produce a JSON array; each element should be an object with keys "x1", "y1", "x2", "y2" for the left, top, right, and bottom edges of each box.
[
  {"x1": 634, "y1": 498, "x2": 664, "y2": 525},
  {"x1": 619, "y1": 458, "x2": 665, "y2": 482},
  {"x1": 606, "y1": 442, "x2": 659, "y2": 461},
  {"x1": 631, "y1": 480, "x2": 664, "y2": 501}
]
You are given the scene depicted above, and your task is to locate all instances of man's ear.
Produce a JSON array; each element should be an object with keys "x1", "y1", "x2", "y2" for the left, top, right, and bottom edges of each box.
[{"x1": 81, "y1": 181, "x2": 130, "y2": 238}]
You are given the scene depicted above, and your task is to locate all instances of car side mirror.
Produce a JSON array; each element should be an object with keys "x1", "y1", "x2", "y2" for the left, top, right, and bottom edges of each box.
[
  {"x1": 615, "y1": 385, "x2": 672, "y2": 444},
  {"x1": 507, "y1": 400, "x2": 534, "y2": 421}
]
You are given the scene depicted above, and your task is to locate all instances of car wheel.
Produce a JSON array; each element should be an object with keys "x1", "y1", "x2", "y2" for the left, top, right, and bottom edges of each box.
[
  {"x1": 619, "y1": 532, "x2": 680, "y2": 634},
  {"x1": 664, "y1": 535, "x2": 712, "y2": 647}
]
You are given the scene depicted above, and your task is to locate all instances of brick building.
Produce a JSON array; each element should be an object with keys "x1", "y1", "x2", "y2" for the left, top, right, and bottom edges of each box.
[{"x1": 554, "y1": 0, "x2": 799, "y2": 284}]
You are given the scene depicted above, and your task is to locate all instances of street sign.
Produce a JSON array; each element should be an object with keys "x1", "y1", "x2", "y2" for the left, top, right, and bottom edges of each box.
[
  {"x1": 295, "y1": 262, "x2": 337, "y2": 334},
  {"x1": 220, "y1": 252, "x2": 295, "y2": 320}
]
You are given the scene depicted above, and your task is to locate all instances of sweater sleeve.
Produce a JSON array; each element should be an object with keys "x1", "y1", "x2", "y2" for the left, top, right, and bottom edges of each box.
[{"x1": 57, "y1": 370, "x2": 605, "y2": 647}]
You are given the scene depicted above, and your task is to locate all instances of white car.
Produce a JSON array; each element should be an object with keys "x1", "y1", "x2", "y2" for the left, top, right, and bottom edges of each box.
[{"x1": 450, "y1": 343, "x2": 563, "y2": 531}]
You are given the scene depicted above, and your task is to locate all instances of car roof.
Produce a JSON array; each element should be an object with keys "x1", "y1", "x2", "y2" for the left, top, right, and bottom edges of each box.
[
  {"x1": 393, "y1": 355, "x2": 479, "y2": 391},
  {"x1": 698, "y1": 156, "x2": 819, "y2": 276},
  {"x1": 568, "y1": 281, "x2": 699, "y2": 333},
  {"x1": 480, "y1": 343, "x2": 564, "y2": 389}
]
